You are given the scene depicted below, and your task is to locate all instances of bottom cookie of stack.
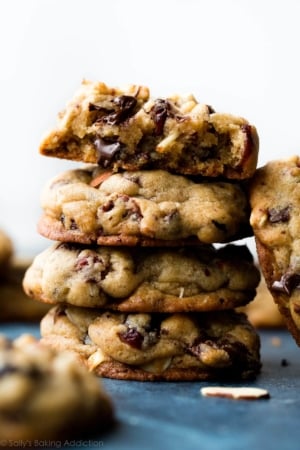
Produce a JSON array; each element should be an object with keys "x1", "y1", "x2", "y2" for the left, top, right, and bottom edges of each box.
[{"x1": 40, "y1": 306, "x2": 261, "y2": 381}]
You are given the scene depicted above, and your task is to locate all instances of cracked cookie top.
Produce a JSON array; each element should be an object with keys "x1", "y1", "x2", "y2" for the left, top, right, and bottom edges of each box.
[{"x1": 39, "y1": 80, "x2": 259, "y2": 179}]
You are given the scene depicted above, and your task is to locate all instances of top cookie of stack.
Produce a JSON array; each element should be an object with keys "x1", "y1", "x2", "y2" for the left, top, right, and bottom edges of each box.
[{"x1": 39, "y1": 79, "x2": 259, "y2": 179}]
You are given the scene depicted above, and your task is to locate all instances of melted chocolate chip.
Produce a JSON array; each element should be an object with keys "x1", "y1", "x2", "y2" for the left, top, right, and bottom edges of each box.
[
  {"x1": 94, "y1": 137, "x2": 122, "y2": 167},
  {"x1": 240, "y1": 124, "x2": 253, "y2": 164},
  {"x1": 118, "y1": 328, "x2": 144, "y2": 349},
  {"x1": 89, "y1": 95, "x2": 137, "y2": 125},
  {"x1": 218, "y1": 339, "x2": 249, "y2": 366},
  {"x1": 272, "y1": 271, "x2": 300, "y2": 295},
  {"x1": 150, "y1": 99, "x2": 173, "y2": 136},
  {"x1": 268, "y1": 206, "x2": 290, "y2": 223},
  {"x1": 101, "y1": 200, "x2": 114, "y2": 212}
]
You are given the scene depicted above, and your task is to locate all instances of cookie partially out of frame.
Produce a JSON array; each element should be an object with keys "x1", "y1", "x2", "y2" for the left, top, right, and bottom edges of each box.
[
  {"x1": 38, "y1": 166, "x2": 252, "y2": 246},
  {"x1": 0, "y1": 259, "x2": 50, "y2": 322},
  {"x1": 39, "y1": 80, "x2": 259, "y2": 179},
  {"x1": 40, "y1": 306, "x2": 261, "y2": 381},
  {"x1": 0, "y1": 334, "x2": 114, "y2": 441},
  {"x1": 249, "y1": 155, "x2": 300, "y2": 344},
  {"x1": 23, "y1": 242, "x2": 260, "y2": 312}
]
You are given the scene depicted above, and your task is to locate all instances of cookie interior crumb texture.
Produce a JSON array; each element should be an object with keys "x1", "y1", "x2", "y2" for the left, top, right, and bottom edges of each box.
[{"x1": 39, "y1": 80, "x2": 259, "y2": 179}]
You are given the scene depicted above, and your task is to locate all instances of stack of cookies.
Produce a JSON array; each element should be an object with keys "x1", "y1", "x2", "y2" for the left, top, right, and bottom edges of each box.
[{"x1": 23, "y1": 80, "x2": 262, "y2": 381}]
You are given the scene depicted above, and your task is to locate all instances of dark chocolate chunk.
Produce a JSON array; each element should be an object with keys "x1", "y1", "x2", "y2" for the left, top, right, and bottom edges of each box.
[
  {"x1": 89, "y1": 95, "x2": 137, "y2": 125},
  {"x1": 150, "y1": 99, "x2": 173, "y2": 136},
  {"x1": 118, "y1": 328, "x2": 144, "y2": 349},
  {"x1": 94, "y1": 137, "x2": 122, "y2": 167},
  {"x1": 268, "y1": 206, "x2": 290, "y2": 223},
  {"x1": 272, "y1": 271, "x2": 300, "y2": 295}
]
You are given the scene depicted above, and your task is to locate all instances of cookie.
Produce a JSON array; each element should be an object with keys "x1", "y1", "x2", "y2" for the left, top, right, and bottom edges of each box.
[
  {"x1": 39, "y1": 80, "x2": 259, "y2": 179},
  {"x1": 0, "y1": 229, "x2": 13, "y2": 274},
  {"x1": 38, "y1": 166, "x2": 252, "y2": 245},
  {"x1": 249, "y1": 155, "x2": 300, "y2": 343},
  {"x1": 0, "y1": 259, "x2": 50, "y2": 322},
  {"x1": 23, "y1": 242, "x2": 260, "y2": 312},
  {"x1": 40, "y1": 306, "x2": 261, "y2": 381},
  {"x1": 238, "y1": 277, "x2": 285, "y2": 328},
  {"x1": 0, "y1": 333, "x2": 114, "y2": 441}
]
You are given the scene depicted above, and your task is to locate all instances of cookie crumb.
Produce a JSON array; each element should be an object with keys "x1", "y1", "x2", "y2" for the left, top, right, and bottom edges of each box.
[{"x1": 200, "y1": 386, "x2": 270, "y2": 400}]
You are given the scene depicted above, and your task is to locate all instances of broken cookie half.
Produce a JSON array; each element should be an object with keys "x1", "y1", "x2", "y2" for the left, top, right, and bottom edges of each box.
[{"x1": 39, "y1": 79, "x2": 259, "y2": 179}]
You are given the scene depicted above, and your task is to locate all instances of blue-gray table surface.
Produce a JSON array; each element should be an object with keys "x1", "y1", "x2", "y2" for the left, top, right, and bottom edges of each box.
[{"x1": 1, "y1": 324, "x2": 299, "y2": 450}]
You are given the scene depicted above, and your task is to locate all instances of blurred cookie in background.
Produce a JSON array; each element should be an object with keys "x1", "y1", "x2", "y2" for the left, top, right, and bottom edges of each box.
[
  {"x1": 0, "y1": 257, "x2": 50, "y2": 322},
  {"x1": 0, "y1": 333, "x2": 114, "y2": 441},
  {"x1": 0, "y1": 228, "x2": 13, "y2": 274}
]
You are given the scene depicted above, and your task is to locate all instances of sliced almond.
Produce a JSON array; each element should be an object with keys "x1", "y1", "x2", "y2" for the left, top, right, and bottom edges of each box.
[
  {"x1": 200, "y1": 386, "x2": 270, "y2": 400},
  {"x1": 90, "y1": 171, "x2": 112, "y2": 188},
  {"x1": 87, "y1": 348, "x2": 109, "y2": 371}
]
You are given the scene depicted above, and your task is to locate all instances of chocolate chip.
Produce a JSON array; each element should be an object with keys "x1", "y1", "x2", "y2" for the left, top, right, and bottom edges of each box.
[
  {"x1": 240, "y1": 124, "x2": 254, "y2": 163},
  {"x1": 101, "y1": 200, "x2": 114, "y2": 212},
  {"x1": 94, "y1": 137, "x2": 122, "y2": 167},
  {"x1": 89, "y1": 95, "x2": 137, "y2": 125},
  {"x1": 118, "y1": 328, "x2": 144, "y2": 349},
  {"x1": 272, "y1": 271, "x2": 300, "y2": 295},
  {"x1": 150, "y1": 99, "x2": 173, "y2": 136},
  {"x1": 268, "y1": 206, "x2": 290, "y2": 223},
  {"x1": 75, "y1": 253, "x2": 111, "y2": 282}
]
